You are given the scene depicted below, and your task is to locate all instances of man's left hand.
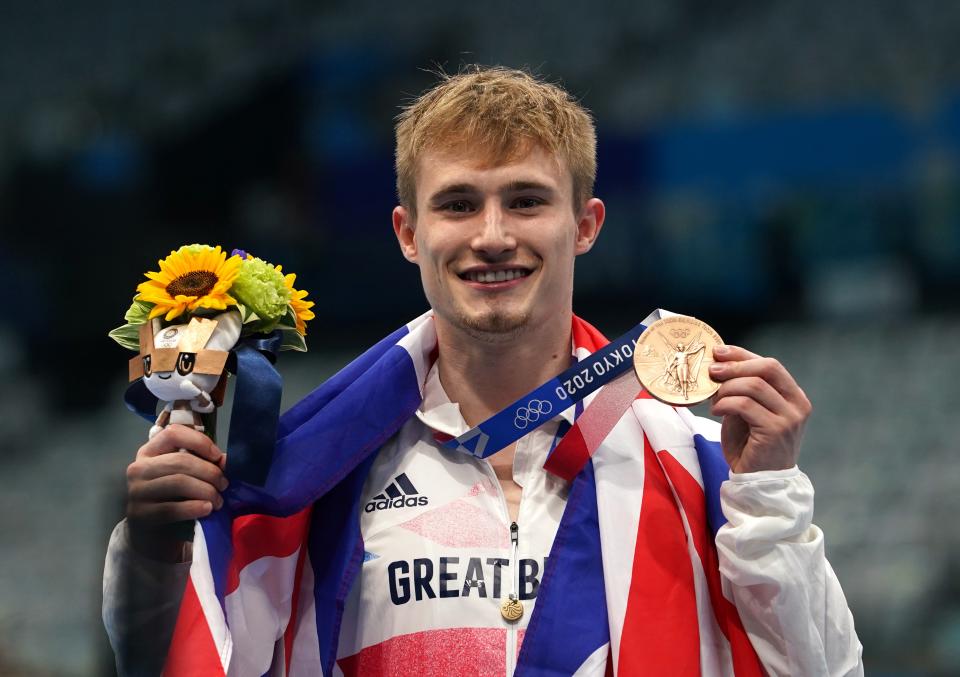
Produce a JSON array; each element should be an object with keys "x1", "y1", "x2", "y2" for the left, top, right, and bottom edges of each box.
[{"x1": 708, "y1": 345, "x2": 812, "y2": 474}]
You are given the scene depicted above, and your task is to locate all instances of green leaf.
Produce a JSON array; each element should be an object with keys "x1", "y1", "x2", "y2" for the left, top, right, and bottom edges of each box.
[
  {"x1": 279, "y1": 328, "x2": 307, "y2": 352},
  {"x1": 239, "y1": 320, "x2": 282, "y2": 338},
  {"x1": 124, "y1": 298, "x2": 154, "y2": 324},
  {"x1": 237, "y1": 302, "x2": 261, "y2": 325},
  {"x1": 108, "y1": 323, "x2": 142, "y2": 351},
  {"x1": 258, "y1": 317, "x2": 280, "y2": 334},
  {"x1": 274, "y1": 309, "x2": 298, "y2": 333}
]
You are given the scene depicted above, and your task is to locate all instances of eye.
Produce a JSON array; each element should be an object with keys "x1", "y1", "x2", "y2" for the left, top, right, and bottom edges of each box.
[
  {"x1": 142, "y1": 355, "x2": 152, "y2": 376},
  {"x1": 443, "y1": 200, "x2": 473, "y2": 214},
  {"x1": 512, "y1": 197, "x2": 544, "y2": 210},
  {"x1": 176, "y1": 352, "x2": 196, "y2": 376}
]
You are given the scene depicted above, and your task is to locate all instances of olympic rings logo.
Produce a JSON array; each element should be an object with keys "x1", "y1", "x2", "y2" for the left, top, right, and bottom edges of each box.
[{"x1": 514, "y1": 399, "x2": 553, "y2": 429}]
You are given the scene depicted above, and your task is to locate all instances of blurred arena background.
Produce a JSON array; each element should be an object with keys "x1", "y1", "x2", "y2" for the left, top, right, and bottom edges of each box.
[{"x1": 1, "y1": 0, "x2": 958, "y2": 674}]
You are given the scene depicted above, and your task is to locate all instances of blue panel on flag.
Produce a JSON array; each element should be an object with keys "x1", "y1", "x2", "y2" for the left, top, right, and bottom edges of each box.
[
  {"x1": 199, "y1": 507, "x2": 235, "y2": 614},
  {"x1": 693, "y1": 433, "x2": 731, "y2": 538},
  {"x1": 515, "y1": 460, "x2": 609, "y2": 675}
]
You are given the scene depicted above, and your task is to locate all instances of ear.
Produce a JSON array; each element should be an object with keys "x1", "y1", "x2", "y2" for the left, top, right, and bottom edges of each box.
[
  {"x1": 574, "y1": 198, "x2": 605, "y2": 255},
  {"x1": 393, "y1": 205, "x2": 418, "y2": 263}
]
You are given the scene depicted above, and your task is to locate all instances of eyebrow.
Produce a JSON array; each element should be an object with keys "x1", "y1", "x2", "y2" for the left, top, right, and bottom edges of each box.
[
  {"x1": 427, "y1": 180, "x2": 557, "y2": 206},
  {"x1": 427, "y1": 183, "x2": 478, "y2": 205},
  {"x1": 501, "y1": 180, "x2": 556, "y2": 195}
]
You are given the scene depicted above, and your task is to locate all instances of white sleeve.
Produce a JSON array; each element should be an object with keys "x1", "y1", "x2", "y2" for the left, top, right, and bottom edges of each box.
[
  {"x1": 102, "y1": 519, "x2": 192, "y2": 677},
  {"x1": 715, "y1": 467, "x2": 863, "y2": 676}
]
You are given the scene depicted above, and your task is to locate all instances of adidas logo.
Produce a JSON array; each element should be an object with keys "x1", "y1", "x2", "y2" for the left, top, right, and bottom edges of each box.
[{"x1": 364, "y1": 473, "x2": 429, "y2": 513}]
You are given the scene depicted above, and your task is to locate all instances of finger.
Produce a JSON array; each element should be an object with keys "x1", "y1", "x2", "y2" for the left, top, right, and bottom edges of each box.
[
  {"x1": 129, "y1": 499, "x2": 214, "y2": 525},
  {"x1": 709, "y1": 355, "x2": 804, "y2": 401},
  {"x1": 710, "y1": 394, "x2": 776, "y2": 429},
  {"x1": 130, "y1": 474, "x2": 224, "y2": 509},
  {"x1": 711, "y1": 375, "x2": 789, "y2": 416},
  {"x1": 130, "y1": 453, "x2": 229, "y2": 490},
  {"x1": 712, "y1": 344, "x2": 760, "y2": 363},
  {"x1": 138, "y1": 424, "x2": 223, "y2": 463}
]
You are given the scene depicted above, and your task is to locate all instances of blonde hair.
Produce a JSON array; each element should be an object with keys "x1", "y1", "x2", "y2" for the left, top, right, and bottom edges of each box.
[{"x1": 395, "y1": 65, "x2": 596, "y2": 212}]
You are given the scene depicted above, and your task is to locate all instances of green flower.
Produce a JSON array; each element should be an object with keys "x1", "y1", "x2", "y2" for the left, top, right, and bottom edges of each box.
[
  {"x1": 180, "y1": 243, "x2": 218, "y2": 255},
  {"x1": 229, "y1": 256, "x2": 291, "y2": 331}
]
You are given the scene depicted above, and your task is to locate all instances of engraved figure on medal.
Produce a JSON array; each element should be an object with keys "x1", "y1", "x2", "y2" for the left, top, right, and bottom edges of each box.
[
  {"x1": 634, "y1": 316, "x2": 723, "y2": 406},
  {"x1": 658, "y1": 330, "x2": 706, "y2": 401}
]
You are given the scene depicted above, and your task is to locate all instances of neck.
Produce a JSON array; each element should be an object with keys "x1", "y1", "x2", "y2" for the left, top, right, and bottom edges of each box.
[{"x1": 435, "y1": 311, "x2": 573, "y2": 427}]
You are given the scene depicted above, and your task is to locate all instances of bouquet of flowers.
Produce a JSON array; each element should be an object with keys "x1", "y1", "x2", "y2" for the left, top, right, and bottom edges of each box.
[
  {"x1": 110, "y1": 244, "x2": 314, "y2": 484},
  {"x1": 110, "y1": 244, "x2": 314, "y2": 354}
]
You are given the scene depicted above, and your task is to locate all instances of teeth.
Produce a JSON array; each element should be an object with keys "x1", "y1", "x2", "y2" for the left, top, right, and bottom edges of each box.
[{"x1": 465, "y1": 269, "x2": 529, "y2": 283}]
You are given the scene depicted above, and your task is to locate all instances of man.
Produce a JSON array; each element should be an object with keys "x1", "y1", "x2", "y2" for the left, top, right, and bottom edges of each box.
[{"x1": 104, "y1": 66, "x2": 863, "y2": 675}]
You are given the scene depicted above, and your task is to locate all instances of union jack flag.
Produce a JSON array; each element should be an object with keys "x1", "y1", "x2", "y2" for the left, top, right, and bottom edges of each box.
[{"x1": 162, "y1": 311, "x2": 762, "y2": 676}]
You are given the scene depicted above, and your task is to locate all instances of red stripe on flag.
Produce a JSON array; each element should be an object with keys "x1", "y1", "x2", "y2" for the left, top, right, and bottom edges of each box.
[
  {"x1": 162, "y1": 578, "x2": 225, "y2": 676},
  {"x1": 284, "y1": 522, "x2": 311, "y2": 675},
  {"x1": 572, "y1": 315, "x2": 610, "y2": 351},
  {"x1": 226, "y1": 507, "x2": 312, "y2": 595},
  {"x1": 544, "y1": 420, "x2": 591, "y2": 481},
  {"x1": 618, "y1": 436, "x2": 701, "y2": 676},
  {"x1": 658, "y1": 450, "x2": 764, "y2": 676}
]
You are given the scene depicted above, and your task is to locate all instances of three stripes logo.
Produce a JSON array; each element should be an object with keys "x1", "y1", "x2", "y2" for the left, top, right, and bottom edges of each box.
[{"x1": 364, "y1": 473, "x2": 429, "y2": 513}]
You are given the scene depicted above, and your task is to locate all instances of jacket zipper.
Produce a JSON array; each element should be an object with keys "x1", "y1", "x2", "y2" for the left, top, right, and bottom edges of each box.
[
  {"x1": 484, "y1": 460, "x2": 522, "y2": 676},
  {"x1": 507, "y1": 520, "x2": 519, "y2": 675},
  {"x1": 482, "y1": 445, "x2": 532, "y2": 676}
]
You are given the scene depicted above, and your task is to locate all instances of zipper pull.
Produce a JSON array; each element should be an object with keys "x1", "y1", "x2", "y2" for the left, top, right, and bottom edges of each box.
[{"x1": 502, "y1": 521, "x2": 524, "y2": 622}]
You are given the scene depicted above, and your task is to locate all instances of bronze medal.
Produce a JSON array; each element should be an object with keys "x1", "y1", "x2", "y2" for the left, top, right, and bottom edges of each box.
[
  {"x1": 500, "y1": 595, "x2": 524, "y2": 622},
  {"x1": 633, "y1": 315, "x2": 724, "y2": 406}
]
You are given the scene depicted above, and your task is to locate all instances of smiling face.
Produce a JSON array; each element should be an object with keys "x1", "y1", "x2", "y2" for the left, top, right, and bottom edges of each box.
[
  {"x1": 393, "y1": 144, "x2": 604, "y2": 340},
  {"x1": 137, "y1": 312, "x2": 241, "y2": 401}
]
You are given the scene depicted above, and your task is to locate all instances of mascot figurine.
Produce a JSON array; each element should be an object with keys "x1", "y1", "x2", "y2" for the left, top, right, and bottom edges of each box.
[{"x1": 127, "y1": 310, "x2": 242, "y2": 438}]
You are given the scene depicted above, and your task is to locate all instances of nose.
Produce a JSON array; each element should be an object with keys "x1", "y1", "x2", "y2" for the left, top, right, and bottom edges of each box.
[{"x1": 471, "y1": 203, "x2": 516, "y2": 257}]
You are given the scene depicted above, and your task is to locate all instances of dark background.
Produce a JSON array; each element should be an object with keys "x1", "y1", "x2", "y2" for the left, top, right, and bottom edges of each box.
[{"x1": 0, "y1": 1, "x2": 958, "y2": 674}]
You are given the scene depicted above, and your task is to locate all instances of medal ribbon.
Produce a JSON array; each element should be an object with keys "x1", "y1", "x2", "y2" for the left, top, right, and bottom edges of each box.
[{"x1": 443, "y1": 319, "x2": 649, "y2": 459}]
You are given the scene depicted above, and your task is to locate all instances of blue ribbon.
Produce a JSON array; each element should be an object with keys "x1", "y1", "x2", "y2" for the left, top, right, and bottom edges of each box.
[
  {"x1": 123, "y1": 331, "x2": 283, "y2": 487},
  {"x1": 225, "y1": 332, "x2": 283, "y2": 486},
  {"x1": 444, "y1": 320, "x2": 648, "y2": 458}
]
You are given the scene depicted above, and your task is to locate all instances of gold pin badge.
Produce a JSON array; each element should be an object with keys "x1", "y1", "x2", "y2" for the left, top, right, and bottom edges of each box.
[
  {"x1": 633, "y1": 315, "x2": 725, "y2": 406},
  {"x1": 500, "y1": 595, "x2": 524, "y2": 622}
]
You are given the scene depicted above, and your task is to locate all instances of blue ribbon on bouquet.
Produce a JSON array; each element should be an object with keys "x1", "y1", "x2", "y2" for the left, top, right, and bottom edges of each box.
[{"x1": 225, "y1": 332, "x2": 283, "y2": 485}]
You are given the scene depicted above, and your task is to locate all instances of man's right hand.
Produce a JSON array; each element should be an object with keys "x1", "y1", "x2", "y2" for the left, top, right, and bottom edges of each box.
[{"x1": 125, "y1": 424, "x2": 229, "y2": 562}]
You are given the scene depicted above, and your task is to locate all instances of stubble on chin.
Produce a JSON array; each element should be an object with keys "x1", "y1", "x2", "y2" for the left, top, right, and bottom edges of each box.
[{"x1": 454, "y1": 308, "x2": 531, "y2": 343}]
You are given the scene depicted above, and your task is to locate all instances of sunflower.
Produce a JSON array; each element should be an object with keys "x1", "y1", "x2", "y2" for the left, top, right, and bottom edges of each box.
[
  {"x1": 136, "y1": 245, "x2": 242, "y2": 321},
  {"x1": 278, "y1": 266, "x2": 315, "y2": 335}
]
